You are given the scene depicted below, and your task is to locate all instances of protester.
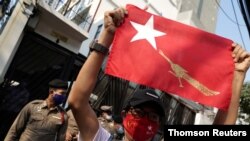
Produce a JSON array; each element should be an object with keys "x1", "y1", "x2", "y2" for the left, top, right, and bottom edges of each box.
[
  {"x1": 99, "y1": 105, "x2": 112, "y2": 119},
  {"x1": 4, "y1": 79, "x2": 68, "y2": 141},
  {"x1": 111, "y1": 115, "x2": 124, "y2": 140},
  {"x1": 213, "y1": 42, "x2": 250, "y2": 124},
  {"x1": 97, "y1": 105, "x2": 124, "y2": 140},
  {"x1": 68, "y1": 7, "x2": 250, "y2": 141},
  {"x1": 99, "y1": 105, "x2": 113, "y2": 122},
  {"x1": 97, "y1": 105, "x2": 113, "y2": 133}
]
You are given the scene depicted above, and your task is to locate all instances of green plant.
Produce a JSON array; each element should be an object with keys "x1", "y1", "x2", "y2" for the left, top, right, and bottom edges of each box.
[{"x1": 239, "y1": 82, "x2": 250, "y2": 124}]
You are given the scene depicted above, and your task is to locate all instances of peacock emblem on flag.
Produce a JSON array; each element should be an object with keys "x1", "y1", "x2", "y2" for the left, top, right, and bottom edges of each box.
[{"x1": 159, "y1": 50, "x2": 220, "y2": 96}]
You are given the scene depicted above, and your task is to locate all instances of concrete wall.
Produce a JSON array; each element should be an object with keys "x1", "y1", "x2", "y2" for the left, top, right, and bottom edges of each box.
[{"x1": 0, "y1": 0, "x2": 29, "y2": 83}]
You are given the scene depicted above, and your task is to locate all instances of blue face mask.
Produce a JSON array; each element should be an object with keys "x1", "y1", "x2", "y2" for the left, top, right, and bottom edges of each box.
[
  {"x1": 117, "y1": 126, "x2": 124, "y2": 134},
  {"x1": 52, "y1": 94, "x2": 66, "y2": 105}
]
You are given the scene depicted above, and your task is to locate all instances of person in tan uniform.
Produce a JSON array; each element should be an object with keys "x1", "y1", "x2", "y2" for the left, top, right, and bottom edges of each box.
[
  {"x1": 65, "y1": 109, "x2": 79, "y2": 141},
  {"x1": 4, "y1": 79, "x2": 69, "y2": 141}
]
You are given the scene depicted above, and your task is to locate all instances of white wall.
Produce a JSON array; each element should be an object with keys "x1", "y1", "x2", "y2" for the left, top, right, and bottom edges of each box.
[{"x1": 0, "y1": 1, "x2": 29, "y2": 83}]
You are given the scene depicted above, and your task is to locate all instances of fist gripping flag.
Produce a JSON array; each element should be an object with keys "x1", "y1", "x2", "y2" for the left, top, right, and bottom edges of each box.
[{"x1": 105, "y1": 4, "x2": 234, "y2": 110}]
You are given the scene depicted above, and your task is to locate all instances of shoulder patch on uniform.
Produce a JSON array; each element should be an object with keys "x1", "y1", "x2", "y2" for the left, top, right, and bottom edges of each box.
[{"x1": 30, "y1": 100, "x2": 44, "y2": 104}]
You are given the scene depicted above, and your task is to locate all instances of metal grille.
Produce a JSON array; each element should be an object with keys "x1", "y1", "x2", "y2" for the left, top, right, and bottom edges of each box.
[{"x1": 91, "y1": 69, "x2": 197, "y2": 125}]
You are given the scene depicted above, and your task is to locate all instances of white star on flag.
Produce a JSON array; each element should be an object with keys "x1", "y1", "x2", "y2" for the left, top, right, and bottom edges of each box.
[{"x1": 130, "y1": 16, "x2": 166, "y2": 50}]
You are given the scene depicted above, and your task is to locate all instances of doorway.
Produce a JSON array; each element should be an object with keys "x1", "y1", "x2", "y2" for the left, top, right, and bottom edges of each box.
[{"x1": 0, "y1": 31, "x2": 85, "y2": 140}]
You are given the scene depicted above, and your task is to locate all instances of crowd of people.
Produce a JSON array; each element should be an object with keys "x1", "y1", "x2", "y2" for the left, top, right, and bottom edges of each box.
[{"x1": 2, "y1": 6, "x2": 250, "y2": 141}]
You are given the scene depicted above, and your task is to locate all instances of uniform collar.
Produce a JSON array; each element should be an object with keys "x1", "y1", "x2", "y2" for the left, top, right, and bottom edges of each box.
[{"x1": 41, "y1": 101, "x2": 58, "y2": 111}]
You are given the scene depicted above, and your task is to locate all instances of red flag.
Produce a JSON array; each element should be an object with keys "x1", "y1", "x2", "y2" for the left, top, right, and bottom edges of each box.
[{"x1": 105, "y1": 4, "x2": 234, "y2": 110}]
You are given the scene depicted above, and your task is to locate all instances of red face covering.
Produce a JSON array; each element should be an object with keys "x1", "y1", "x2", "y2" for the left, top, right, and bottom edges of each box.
[{"x1": 123, "y1": 114, "x2": 159, "y2": 141}]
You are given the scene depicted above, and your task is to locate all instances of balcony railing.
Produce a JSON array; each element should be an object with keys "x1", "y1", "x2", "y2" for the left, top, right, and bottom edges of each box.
[
  {"x1": 0, "y1": 0, "x2": 18, "y2": 34},
  {"x1": 0, "y1": 0, "x2": 92, "y2": 35},
  {"x1": 46, "y1": 0, "x2": 92, "y2": 32}
]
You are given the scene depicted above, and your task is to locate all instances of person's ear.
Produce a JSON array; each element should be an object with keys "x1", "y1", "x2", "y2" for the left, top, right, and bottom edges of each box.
[{"x1": 49, "y1": 89, "x2": 54, "y2": 95}]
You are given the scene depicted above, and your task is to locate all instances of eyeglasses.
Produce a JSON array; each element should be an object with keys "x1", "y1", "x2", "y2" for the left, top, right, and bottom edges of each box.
[{"x1": 129, "y1": 107, "x2": 160, "y2": 122}]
